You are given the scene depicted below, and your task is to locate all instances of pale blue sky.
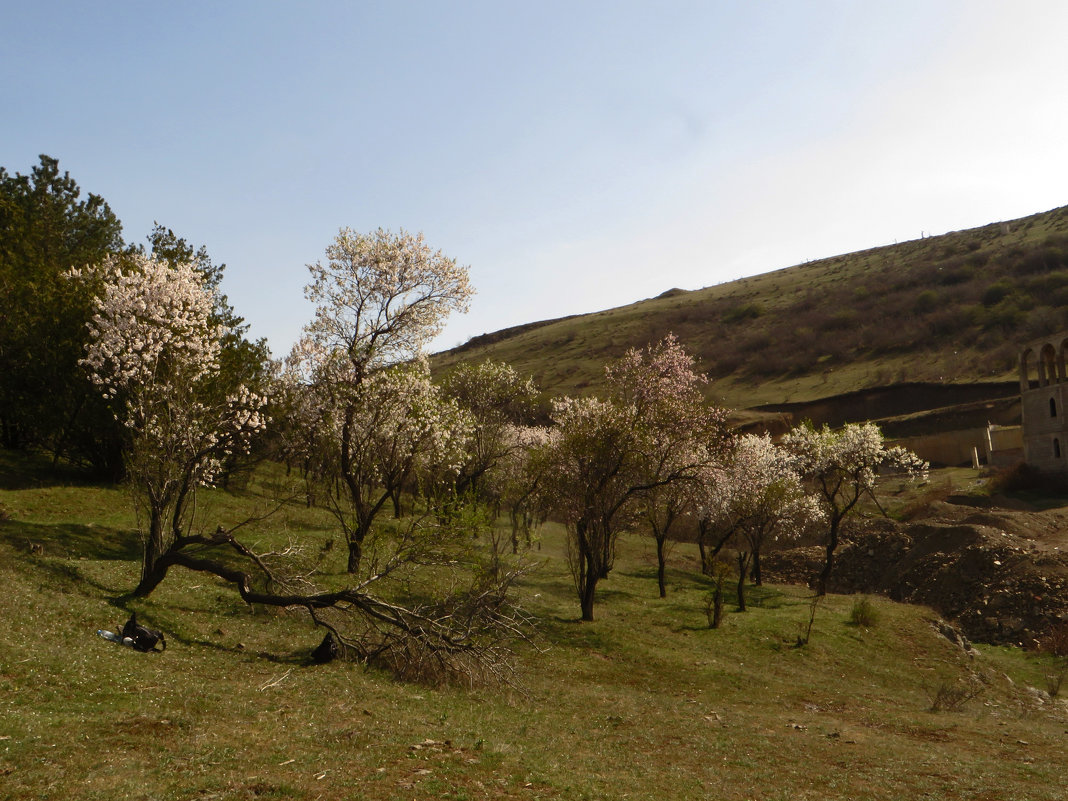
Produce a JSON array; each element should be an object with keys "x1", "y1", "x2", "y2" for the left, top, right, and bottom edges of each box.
[{"x1": 6, "y1": 1, "x2": 1068, "y2": 356}]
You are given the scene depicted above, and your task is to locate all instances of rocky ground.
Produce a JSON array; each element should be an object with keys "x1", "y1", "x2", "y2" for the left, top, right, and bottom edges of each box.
[{"x1": 763, "y1": 494, "x2": 1068, "y2": 649}]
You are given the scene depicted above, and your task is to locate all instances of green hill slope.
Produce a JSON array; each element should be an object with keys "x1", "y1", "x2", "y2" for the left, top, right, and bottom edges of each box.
[{"x1": 436, "y1": 205, "x2": 1068, "y2": 415}]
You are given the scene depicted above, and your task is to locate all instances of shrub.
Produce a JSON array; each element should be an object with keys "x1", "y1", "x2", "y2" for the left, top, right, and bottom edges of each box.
[
  {"x1": 981, "y1": 280, "x2": 1014, "y2": 307},
  {"x1": 927, "y1": 677, "x2": 985, "y2": 712},
  {"x1": 985, "y1": 462, "x2": 1068, "y2": 496},
  {"x1": 913, "y1": 290, "x2": 940, "y2": 314},
  {"x1": 848, "y1": 596, "x2": 880, "y2": 627},
  {"x1": 722, "y1": 302, "x2": 764, "y2": 324},
  {"x1": 1040, "y1": 623, "x2": 1068, "y2": 697}
]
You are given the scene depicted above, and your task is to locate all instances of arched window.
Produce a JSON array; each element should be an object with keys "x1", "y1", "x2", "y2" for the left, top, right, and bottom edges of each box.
[
  {"x1": 1040, "y1": 343, "x2": 1058, "y2": 387},
  {"x1": 1052, "y1": 398, "x2": 1058, "y2": 418},
  {"x1": 1055, "y1": 439, "x2": 1062, "y2": 459}
]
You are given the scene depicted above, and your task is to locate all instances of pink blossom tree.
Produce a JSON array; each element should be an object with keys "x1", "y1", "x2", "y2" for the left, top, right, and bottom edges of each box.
[
  {"x1": 543, "y1": 335, "x2": 730, "y2": 618},
  {"x1": 606, "y1": 335, "x2": 731, "y2": 599}
]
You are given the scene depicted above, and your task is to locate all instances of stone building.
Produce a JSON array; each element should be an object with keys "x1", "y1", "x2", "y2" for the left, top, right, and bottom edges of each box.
[{"x1": 1020, "y1": 335, "x2": 1068, "y2": 470}]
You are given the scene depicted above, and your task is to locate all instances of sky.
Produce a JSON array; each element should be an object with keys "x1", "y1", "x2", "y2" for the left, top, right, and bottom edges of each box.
[{"x1": 5, "y1": 1, "x2": 1068, "y2": 357}]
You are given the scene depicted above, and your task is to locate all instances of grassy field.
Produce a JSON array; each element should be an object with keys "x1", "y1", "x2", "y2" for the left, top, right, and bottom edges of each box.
[{"x1": 1, "y1": 453, "x2": 1066, "y2": 800}]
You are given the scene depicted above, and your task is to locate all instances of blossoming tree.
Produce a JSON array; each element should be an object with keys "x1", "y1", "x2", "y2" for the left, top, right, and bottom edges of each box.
[
  {"x1": 699, "y1": 434, "x2": 824, "y2": 609},
  {"x1": 491, "y1": 424, "x2": 553, "y2": 554},
  {"x1": 439, "y1": 359, "x2": 540, "y2": 502},
  {"x1": 543, "y1": 335, "x2": 730, "y2": 618},
  {"x1": 292, "y1": 227, "x2": 475, "y2": 572},
  {"x1": 296, "y1": 356, "x2": 474, "y2": 572},
  {"x1": 77, "y1": 254, "x2": 267, "y2": 595},
  {"x1": 606, "y1": 335, "x2": 731, "y2": 599},
  {"x1": 542, "y1": 395, "x2": 639, "y2": 621},
  {"x1": 781, "y1": 421, "x2": 928, "y2": 595}
]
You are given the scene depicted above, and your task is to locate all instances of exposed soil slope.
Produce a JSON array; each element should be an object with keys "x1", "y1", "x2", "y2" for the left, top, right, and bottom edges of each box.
[{"x1": 764, "y1": 496, "x2": 1068, "y2": 648}]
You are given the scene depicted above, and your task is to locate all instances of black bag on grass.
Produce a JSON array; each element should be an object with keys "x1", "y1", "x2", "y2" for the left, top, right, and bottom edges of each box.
[{"x1": 121, "y1": 612, "x2": 166, "y2": 653}]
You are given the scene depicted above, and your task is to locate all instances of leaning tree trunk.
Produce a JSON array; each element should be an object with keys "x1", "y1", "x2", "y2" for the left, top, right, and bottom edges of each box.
[
  {"x1": 134, "y1": 507, "x2": 171, "y2": 596},
  {"x1": 347, "y1": 537, "x2": 363, "y2": 574}
]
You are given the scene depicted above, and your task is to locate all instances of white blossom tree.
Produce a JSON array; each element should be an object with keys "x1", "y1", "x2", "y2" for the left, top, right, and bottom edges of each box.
[
  {"x1": 75, "y1": 254, "x2": 267, "y2": 594},
  {"x1": 292, "y1": 227, "x2": 475, "y2": 572},
  {"x1": 314, "y1": 358, "x2": 474, "y2": 572},
  {"x1": 492, "y1": 424, "x2": 553, "y2": 554},
  {"x1": 542, "y1": 395, "x2": 639, "y2": 621},
  {"x1": 302, "y1": 227, "x2": 473, "y2": 377},
  {"x1": 782, "y1": 421, "x2": 927, "y2": 595},
  {"x1": 699, "y1": 434, "x2": 824, "y2": 609},
  {"x1": 439, "y1": 359, "x2": 540, "y2": 502}
]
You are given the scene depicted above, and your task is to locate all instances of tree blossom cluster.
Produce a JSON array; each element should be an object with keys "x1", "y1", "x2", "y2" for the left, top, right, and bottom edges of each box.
[
  {"x1": 782, "y1": 420, "x2": 929, "y2": 496},
  {"x1": 75, "y1": 254, "x2": 268, "y2": 484},
  {"x1": 77, "y1": 255, "x2": 222, "y2": 394},
  {"x1": 302, "y1": 227, "x2": 474, "y2": 372},
  {"x1": 701, "y1": 433, "x2": 824, "y2": 544}
]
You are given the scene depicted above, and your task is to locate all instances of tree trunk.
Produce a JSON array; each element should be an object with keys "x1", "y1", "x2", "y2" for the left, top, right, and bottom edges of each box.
[
  {"x1": 135, "y1": 508, "x2": 169, "y2": 595},
  {"x1": 133, "y1": 558, "x2": 169, "y2": 597},
  {"x1": 579, "y1": 545, "x2": 598, "y2": 621},
  {"x1": 736, "y1": 551, "x2": 750, "y2": 611},
  {"x1": 712, "y1": 579, "x2": 725, "y2": 628},
  {"x1": 656, "y1": 534, "x2": 667, "y2": 599},
  {"x1": 816, "y1": 517, "x2": 840, "y2": 596},
  {"x1": 580, "y1": 574, "x2": 598, "y2": 622},
  {"x1": 751, "y1": 548, "x2": 762, "y2": 586},
  {"x1": 347, "y1": 538, "x2": 363, "y2": 574}
]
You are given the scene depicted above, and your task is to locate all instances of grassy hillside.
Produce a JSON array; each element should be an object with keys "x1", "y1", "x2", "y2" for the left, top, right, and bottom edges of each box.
[
  {"x1": 2, "y1": 451, "x2": 1067, "y2": 800},
  {"x1": 435, "y1": 205, "x2": 1068, "y2": 412}
]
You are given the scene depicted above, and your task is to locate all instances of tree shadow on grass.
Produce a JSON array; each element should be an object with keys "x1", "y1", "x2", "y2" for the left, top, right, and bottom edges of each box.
[
  {"x1": 0, "y1": 519, "x2": 140, "y2": 561},
  {"x1": 0, "y1": 448, "x2": 103, "y2": 490},
  {"x1": 27, "y1": 556, "x2": 132, "y2": 600}
]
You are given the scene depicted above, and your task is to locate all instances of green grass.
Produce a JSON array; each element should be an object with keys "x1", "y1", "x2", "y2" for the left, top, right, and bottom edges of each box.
[{"x1": 1, "y1": 453, "x2": 1066, "y2": 800}]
